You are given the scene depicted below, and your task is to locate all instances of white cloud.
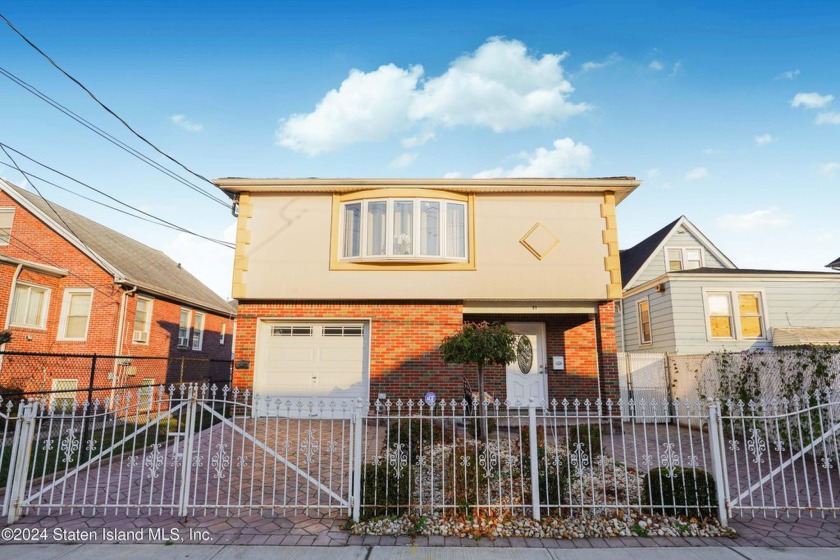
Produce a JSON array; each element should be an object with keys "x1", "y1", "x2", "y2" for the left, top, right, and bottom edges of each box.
[
  {"x1": 669, "y1": 60, "x2": 683, "y2": 77},
  {"x1": 169, "y1": 114, "x2": 204, "y2": 132},
  {"x1": 443, "y1": 171, "x2": 463, "y2": 179},
  {"x1": 410, "y1": 38, "x2": 588, "y2": 132},
  {"x1": 581, "y1": 53, "x2": 620, "y2": 72},
  {"x1": 401, "y1": 130, "x2": 435, "y2": 148},
  {"x1": 648, "y1": 60, "x2": 664, "y2": 71},
  {"x1": 276, "y1": 38, "x2": 589, "y2": 154},
  {"x1": 276, "y1": 64, "x2": 421, "y2": 155},
  {"x1": 717, "y1": 208, "x2": 791, "y2": 231},
  {"x1": 163, "y1": 222, "x2": 236, "y2": 299},
  {"x1": 389, "y1": 152, "x2": 418, "y2": 169},
  {"x1": 684, "y1": 167, "x2": 710, "y2": 181},
  {"x1": 775, "y1": 69, "x2": 800, "y2": 80},
  {"x1": 790, "y1": 92, "x2": 834, "y2": 109},
  {"x1": 820, "y1": 162, "x2": 840, "y2": 176},
  {"x1": 754, "y1": 133, "x2": 774, "y2": 146},
  {"x1": 646, "y1": 168, "x2": 660, "y2": 179},
  {"x1": 816, "y1": 111, "x2": 840, "y2": 125},
  {"x1": 474, "y1": 137, "x2": 593, "y2": 178}
]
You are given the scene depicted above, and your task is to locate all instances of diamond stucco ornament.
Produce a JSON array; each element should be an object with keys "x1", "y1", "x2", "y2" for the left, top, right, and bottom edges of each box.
[{"x1": 519, "y1": 222, "x2": 559, "y2": 260}]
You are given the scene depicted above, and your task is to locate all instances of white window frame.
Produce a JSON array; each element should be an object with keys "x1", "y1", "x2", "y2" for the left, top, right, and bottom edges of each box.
[
  {"x1": 10, "y1": 282, "x2": 51, "y2": 329},
  {"x1": 57, "y1": 288, "x2": 94, "y2": 341},
  {"x1": 132, "y1": 296, "x2": 154, "y2": 344},
  {"x1": 178, "y1": 309, "x2": 191, "y2": 349},
  {"x1": 192, "y1": 312, "x2": 205, "y2": 351},
  {"x1": 665, "y1": 247, "x2": 705, "y2": 272},
  {"x1": 637, "y1": 297, "x2": 652, "y2": 345},
  {"x1": 702, "y1": 288, "x2": 769, "y2": 342},
  {"x1": 138, "y1": 378, "x2": 155, "y2": 412},
  {"x1": 220, "y1": 322, "x2": 226, "y2": 345},
  {"x1": 50, "y1": 378, "x2": 78, "y2": 411},
  {"x1": 339, "y1": 198, "x2": 469, "y2": 262},
  {"x1": 0, "y1": 208, "x2": 14, "y2": 245}
]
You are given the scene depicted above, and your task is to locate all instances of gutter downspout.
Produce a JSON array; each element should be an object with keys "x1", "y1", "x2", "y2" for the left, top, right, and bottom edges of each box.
[
  {"x1": 110, "y1": 284, "x2": 137, "y2": 407},
  {"x1": 0, "y1": 264, "x2": 24, "y2": 371}
]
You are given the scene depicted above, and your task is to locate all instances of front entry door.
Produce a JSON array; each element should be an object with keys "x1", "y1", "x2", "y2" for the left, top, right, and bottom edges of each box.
[{"x1": 505, "y1": 322, "x2": 548, "y2": 406}]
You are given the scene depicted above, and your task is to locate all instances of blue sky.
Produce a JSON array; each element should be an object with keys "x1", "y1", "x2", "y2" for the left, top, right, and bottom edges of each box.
[{"x1": 1, "y1": 1, "x2": 839, "y2": 297}]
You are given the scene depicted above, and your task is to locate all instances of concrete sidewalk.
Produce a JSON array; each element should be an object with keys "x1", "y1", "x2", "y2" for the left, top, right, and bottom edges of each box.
[{"x1": 2, "y1": 544, "x2": 840, "y2": 560}]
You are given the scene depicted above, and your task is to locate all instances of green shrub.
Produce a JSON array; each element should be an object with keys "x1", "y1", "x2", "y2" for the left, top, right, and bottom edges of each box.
[
  {"x1": 567, "y1": 423, "x2": 602, "y2": 458},
  {"x1": 466, "y1": 416, "x2": 497, "y2": 439},
  {"x1": 0, "y1": 384, "x2": 25, "y2": 408},
  {"x1": 519, "y1": 426, "x2": 546, "y2": 457},
  {"x1": 386, "y1": 418, "x2": 450, "y2": 465},
  {"x1": 359, "y1": 461, "x2": 412, "y2": 519},
  {"x1": 643, "y1": 467, "x2": 717, "y2": 518}
]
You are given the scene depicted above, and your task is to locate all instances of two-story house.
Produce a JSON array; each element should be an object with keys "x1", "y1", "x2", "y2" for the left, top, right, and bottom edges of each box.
[
  {"x1": 617, "y1": 216, "x2": 840, "y2": 354},
  {"x1": 0, "y1": 179, "x2": 236, "y2": 396},
  {"x1": 215, "y1": 177, "x2": 640, "y2": 408}
]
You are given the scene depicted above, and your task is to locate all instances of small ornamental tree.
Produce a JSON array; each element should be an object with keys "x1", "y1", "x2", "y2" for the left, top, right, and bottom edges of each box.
[
  {"x1": 439, "y1": 322, "x2": 516, "y2": 441},
  {"x1": 0, "y1": 330, "x2": 10, "y2": 345}
]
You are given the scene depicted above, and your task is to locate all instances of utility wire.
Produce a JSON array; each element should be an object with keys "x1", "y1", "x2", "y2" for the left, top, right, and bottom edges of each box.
[
  {"x1": 0, "y1": 13, "x2": 226, "y2": 203},
  {"x1": 0, "y1": 64, "x2": 229, "y2": 207},
  {"x1": 1, "y1": 144, "x2": 113, "y2": 273},
  {"x1": 0, "y1": 142, "x2": 235, "y2": 248},
  {"x1": 0, "y1": 156, "x2": 234, "y2": 248},
  {"x1": 5, "y1": 231, "x2": 119, "y2": 301}
]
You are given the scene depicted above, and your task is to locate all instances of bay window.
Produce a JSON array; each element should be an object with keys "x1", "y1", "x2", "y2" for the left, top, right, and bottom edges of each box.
[{"x1": 339, "y1": 197, "x2": 468, "y2": 261}]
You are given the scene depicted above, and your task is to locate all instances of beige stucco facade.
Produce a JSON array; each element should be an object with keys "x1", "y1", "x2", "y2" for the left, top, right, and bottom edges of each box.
[{"x1": 216, "y1": 178, "x2": 639, "y2": 302}]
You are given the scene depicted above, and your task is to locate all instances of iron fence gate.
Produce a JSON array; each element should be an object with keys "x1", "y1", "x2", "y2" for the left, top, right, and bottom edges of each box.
[
  {"x1": 3, "y1": 385, "x2": 840, "y2": 525},
  {"x1": 1, "y1": 385, "x2": 355, "y2": 522}
]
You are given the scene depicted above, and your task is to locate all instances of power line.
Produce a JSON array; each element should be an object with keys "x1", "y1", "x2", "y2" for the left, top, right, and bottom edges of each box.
[
  {"x1": 0, "y1": 156, "x2": 234, "y2": 248},
  {"x1": 0, "y1": 64, "x2": 230, "y2": 207},
  {"x1": 0, "y1": 13, "x2": 227, "y2": 205},
  {"x1": 1, "y1": 144, "x2": 113, "y2": 273},
  {"x1": 0, "y1": 142, "x2": 235, "y2": 248}
]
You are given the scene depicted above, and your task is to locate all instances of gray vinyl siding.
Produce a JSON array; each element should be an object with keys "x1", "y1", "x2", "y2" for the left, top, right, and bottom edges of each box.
[
  {"x1": 668, "y1": 277, "x2": 840, "y2": 354},
  {"x1": 618, "y1": 286, "x2": 676, "y2": 352},
  {"x1": 627, "y1": 228, "x2": 730, "y2": 289}
]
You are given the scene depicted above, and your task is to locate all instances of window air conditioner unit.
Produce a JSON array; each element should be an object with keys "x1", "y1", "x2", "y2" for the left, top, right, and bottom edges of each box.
[
  {"x1": 178, "y1": 335, "x2": 190, "y2": 347},
  {"x1": 133, "y1": 330, "x2": 148, "y2": 343}
]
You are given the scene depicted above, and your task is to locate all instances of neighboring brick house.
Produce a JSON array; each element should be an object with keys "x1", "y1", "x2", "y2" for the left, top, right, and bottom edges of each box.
[
  {"x1": 215, "y1": 177, "x2": 640, "y2": 409},
  {"x1": 0, "y1": 179, "x2": 236, "y2": 397}
]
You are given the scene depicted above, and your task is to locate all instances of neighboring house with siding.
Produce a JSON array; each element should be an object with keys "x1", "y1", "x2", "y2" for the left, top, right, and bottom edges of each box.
[
  {"x1": 0, "y1": 179, "x2": 236, "y2": 395},
  {"x1": 216, "y1": 177, "x2": 640, "y2": 409},
  {"x1": 617, "y1": 216, "x2": 840, "y2": 354}
]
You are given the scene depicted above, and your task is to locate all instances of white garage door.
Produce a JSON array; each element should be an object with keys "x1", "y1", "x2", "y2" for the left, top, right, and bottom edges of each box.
[{"x1": 254, "y1": 321, "x2": 368, "y2": 416}]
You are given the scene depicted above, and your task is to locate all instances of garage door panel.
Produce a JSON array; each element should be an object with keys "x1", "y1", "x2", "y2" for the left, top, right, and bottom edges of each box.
[{"x1": 255, "y1": 322, "x2": 367, "y2": 417}]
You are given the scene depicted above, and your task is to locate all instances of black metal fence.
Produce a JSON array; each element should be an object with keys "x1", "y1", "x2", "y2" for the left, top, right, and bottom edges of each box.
[{"x1": 0, "y1": 350, "x2": 232, "y2": 404}]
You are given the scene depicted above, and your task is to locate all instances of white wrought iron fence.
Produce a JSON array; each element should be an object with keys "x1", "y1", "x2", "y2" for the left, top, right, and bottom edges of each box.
[{"x1": 2, "y1": 385, "x2": 840, "y2": 526}]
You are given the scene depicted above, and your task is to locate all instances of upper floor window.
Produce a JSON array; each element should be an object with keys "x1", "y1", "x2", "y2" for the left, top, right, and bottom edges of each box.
[
  {"x1": 667, "y1": 247, "x2": 703, "y2": 271},
  {"x1": 706, "y1": 291, "x2": 766, "y2": 340},
  {"x1": 192, "y1": 312, "x2": 205, "y2": 350},
  {"x1": 178, "y1": 309, "x2": 191, "y2": 348},
  {"x1": 0, "y1": 208, "x2": 14, "y2": 245},
  {"x1": 340, "y1": 198, "x2": 468, "y2": 262},
  {"x1": 220, "y1": 323, "x2": 226, "y2": 345},
  {"x1": 132, "y1": 297, "x2": 153, "y2": 344},
  {"x1": 638, "y1": 299, "x2": 652, "y2": 344},
  {"x1": 58, "y1": 288, "x2": 93, "y2": 340},
  {"x1": 11, "y1": 282, "x2": 50, "y2": 329}
]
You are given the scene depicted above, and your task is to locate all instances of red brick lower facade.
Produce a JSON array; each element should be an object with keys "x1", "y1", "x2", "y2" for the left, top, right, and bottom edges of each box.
[{"x1": 233, "y1": 300, "x2": 617, "y2": 403}]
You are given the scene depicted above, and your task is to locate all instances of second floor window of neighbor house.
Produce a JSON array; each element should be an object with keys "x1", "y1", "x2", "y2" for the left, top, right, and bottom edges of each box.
[
  {"x1": 706, "y1": 292, "x2": 765, "y2": 340},
  {"x1": 0, "y1": 208, "x2": 14, "y2": 245},
  {"x1": 133, "y1": 297, "x2": 153, "y2": 343},
  {"x1": 178, "y1": 309, "x2": 191, "y2": 348},
  {"x1": 340, "y1": 198, "x2": 468, "y2": 261},
  {"x1": 638, "y1": 299, "x2": 652, "y2": 344},
  {"x1": 667, "y1": 248, "x2": 702, "y2": 271},
  {"x1": 192, "y1": 312, "x2": 205, "y2": 351}
]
